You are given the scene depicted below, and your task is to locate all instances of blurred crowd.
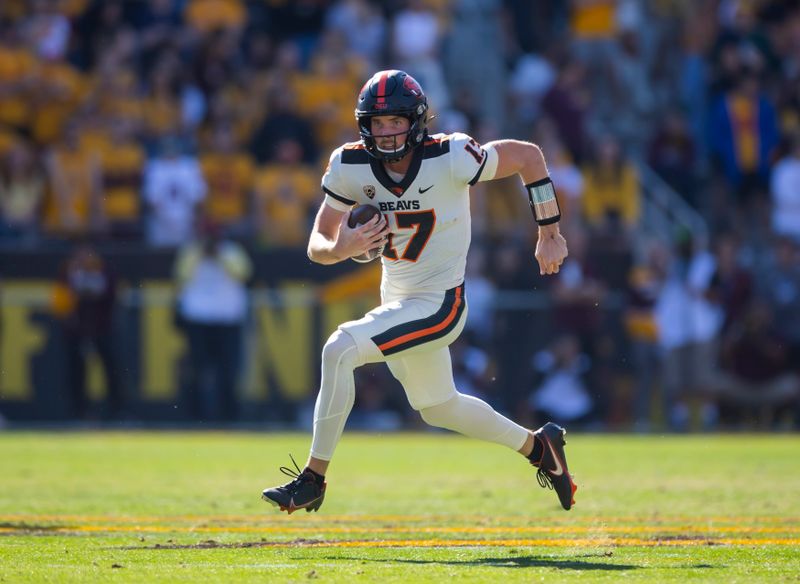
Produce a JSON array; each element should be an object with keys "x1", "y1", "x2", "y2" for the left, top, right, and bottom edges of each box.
[{"x1": 1, "y1": 0, "x2": 799, "y2": 430}]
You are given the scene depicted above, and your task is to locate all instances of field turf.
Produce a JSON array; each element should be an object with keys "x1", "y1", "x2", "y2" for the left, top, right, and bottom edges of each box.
[{"x1": 1, "y1": 431, "x2": 798, "y2": 582}]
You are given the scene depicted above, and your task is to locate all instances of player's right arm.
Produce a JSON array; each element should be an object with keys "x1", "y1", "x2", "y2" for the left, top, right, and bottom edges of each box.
[
  {"x1": 309, "y1": 146, "x2": 389, "y2": 265},
  {"x1": 307, "y1": 201, "x2": 388, "y2": 265}
]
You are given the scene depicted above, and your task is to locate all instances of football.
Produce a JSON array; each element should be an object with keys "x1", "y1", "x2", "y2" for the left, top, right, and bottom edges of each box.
[{"x1": 347, "y1": 204, "x2": 384, "y2": 263}]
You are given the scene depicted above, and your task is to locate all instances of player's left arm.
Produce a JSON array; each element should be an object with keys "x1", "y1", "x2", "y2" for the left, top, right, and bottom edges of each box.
[{"x1": 484, "y1": 139, "x2": 568, "y2": 276}]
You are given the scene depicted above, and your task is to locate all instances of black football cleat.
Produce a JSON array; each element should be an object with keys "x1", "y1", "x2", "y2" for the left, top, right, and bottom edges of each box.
[
  {"x1": 529, "y1": 422, "x2": 577, "y2": 510},
  {"x1": 261, "y1": 455, "x2": 326, "y2": 514}
]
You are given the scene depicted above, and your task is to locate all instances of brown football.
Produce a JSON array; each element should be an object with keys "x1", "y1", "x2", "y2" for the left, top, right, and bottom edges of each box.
[
  {"x1": 347, "y1": 204, "x2": 384, "y2": 263},
  {"x1": 347, "y1": 203, "x2": 381, "y2": 228}
]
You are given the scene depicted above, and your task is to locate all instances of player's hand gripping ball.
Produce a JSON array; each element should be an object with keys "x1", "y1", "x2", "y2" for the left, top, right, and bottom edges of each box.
[{"x1": 348, "y1": 204, "x2": 385, "y2": 263}]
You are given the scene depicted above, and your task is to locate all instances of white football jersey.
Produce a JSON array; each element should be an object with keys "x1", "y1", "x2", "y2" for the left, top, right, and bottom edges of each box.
[{"x1": 322, "y1": 132, "x2": 498, "y2": 296}]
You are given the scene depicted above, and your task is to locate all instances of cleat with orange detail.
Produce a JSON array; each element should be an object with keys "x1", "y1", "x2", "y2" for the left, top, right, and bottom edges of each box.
[
  {"x1": 529, "y1": 422, "x2": 578, "y2": 510},
  {"x1": 261, "y1": 455, "x2": 326, "y2": 514}
]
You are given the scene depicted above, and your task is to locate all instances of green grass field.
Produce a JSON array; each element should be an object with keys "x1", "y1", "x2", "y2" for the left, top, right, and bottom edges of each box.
[{"x1": 1, "y1": 431, "x2": 798, "y2": 583}]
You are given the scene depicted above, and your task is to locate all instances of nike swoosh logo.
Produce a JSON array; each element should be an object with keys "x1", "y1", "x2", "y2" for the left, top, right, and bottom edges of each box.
[
  {"x1": 418, "y1": 185, "x2": 434, "y2": 193},
  {"x1": 547, "y1": 440, "x2": 564, "y2": 476}
]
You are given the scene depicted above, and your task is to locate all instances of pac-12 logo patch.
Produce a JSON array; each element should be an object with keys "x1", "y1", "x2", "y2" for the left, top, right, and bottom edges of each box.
[{"x1": 363, "y1": 185, "x2": 376, "y2": 199}]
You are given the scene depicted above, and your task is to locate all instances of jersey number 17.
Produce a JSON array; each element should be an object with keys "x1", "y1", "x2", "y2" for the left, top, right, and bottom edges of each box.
[{"x1": 382, "y1": 209, "x2": 436, "y2": 262}]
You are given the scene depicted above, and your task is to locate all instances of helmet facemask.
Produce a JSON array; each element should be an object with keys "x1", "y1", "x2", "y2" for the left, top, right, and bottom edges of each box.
[{"x1": 357, "y1": 107, "x2": 427, "y2": 163}]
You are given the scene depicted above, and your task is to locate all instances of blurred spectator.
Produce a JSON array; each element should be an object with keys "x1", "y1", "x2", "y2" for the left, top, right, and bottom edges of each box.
[
  {"x1": 655, "y1": 231, "x2": 724, "y2": 430},
  {"x1": 491, "y1": 238, "x2": 539, "y2": 406},
  {"x1": 128, "y1": 0, "x2": 183, "y2": 68},
  {"x1": 21, "y1": 0, "x2": 71, "y2": 62},
  {"x1": 528, "y1": 334, "x2": 594, "y2": 429},
  {"x1": 708, "y1": 234, "x2": 753, "y2": 333},
  {"x1": 508, "y1": 53, "x2": 557, "y2": 126},
  {"x1": 624, "y1": 240, "x2": 668, "y2": 429},
  {"x1": 551, "y1": 228, "x2": 606, "y2": 353},
  {"x1": 326, "y1": 0, "x2": 386, "y2": 71},
  {"x1": 550, "y1": 226, "x2": 614, "y2": 418},
  {"x1": 451, "y1": 332, "x2": 497, "y2": 405},
  {"x1": 505, "y1": 1, "x2": 570, "y2": 54},
  {"x1": 758, "y1": 237, "x2": 800, "y2": 374},
  {"x1": 348, "y1": 364, "x2": 405, "y2": 431},
  {"x1": 540, "y1": 58, "x2": 590, "y2": 164},
  {"x1": 444, "y1": 0, "x2": 508, "y2": 131},
  {"x1": 250, "y1": 87, "x2": 318, "y2": 164},
  {"x1": 569, "y1": 0, "x2": 618, "y2": 52},
  {"x1": 647, "y1": 107, "x2": 697, "y2": 202},
  {"x1": 568, "y1": 0, "x2": 619, "y2": 127},
  {"x1": 239, "y1": 32, "x2": 275, "y2": 124},
  {"x1": 29, "y1": 49, "x2": 87, "y2": 147},
  {"x1": 776, "y1": 75, "x2": 800, "y2": 139},
  {"x1": 390, "y1": 0, "x2": 450, "y2": 113},
  {"x1": 43, "y1": 122, "x2": 105, "y2": 238},
  {"x1": 708, "y1": 69, "x2": 779, "y2": 201},
  {"x1": 92, "y1": 117, "x2": 146, "y2": 240},
  {"x1": 607, "y1": 24, "x2": 656, "y2": 150},
  {"x1": 297, "y1": 32, "x2": 365, "y2": 151},
  {"x1": 0, "y1": 23, "x2": 37, "y2": 134},
  {"x1": 142, "y1": 50, "x2": 188, "y2": 143},
  {"x1": 174, "y1": 223, "x2": 252, "y2": 421},
  {"x1": 193, "y1": 29, "x2": 245, "y2": 100},
  {"x1": 90, "y1": 65, "x2": 144, "y2": 134},
  {"x1": 199, "y1": 123, "x2": 255, "y2": 236},
  {"x1": 581, "y1": 135, "x2": 640, "y2": 231},
  {"x1": 463, "y1": 246, "x2": 496, "y2": 341},
  {"x1": 0, "y1": 142, "x2": 45, "y2": 243},
  {"x1": 710, "y1": 1, "x2": 778, "y2": 90},
  {"x1": 265, "y1": 0, "x2": 328, "y2": 67},
  {"x1": 143, "y1": 136, "x2": 207, "y2": 247},
  {"x1": 677, "y1": 0, "x2": 716, "y2": 171},
  {"x1": 252, "y1": 138, "x2": 316, "y2": 247},
  {"x1": 52, "y1": 244, "x2": 120, "y2": 420},
  {"x1": 70, "y1": 0, "x2": 126, "y2": 71},
  {"x1": 184, "y1": 0, "x2": 246, "y2": 36},
  {"x1": 770, "y1": 133, "x2": 800, "y2": 242},
  {"x1": 715, "y1": 301, "x2": 800, "y2": 428}
]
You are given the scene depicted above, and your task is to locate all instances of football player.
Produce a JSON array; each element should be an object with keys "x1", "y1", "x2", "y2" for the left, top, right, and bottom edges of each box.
[{"x1": 262, "y1": 70, "x2": 575, "y2": 513}]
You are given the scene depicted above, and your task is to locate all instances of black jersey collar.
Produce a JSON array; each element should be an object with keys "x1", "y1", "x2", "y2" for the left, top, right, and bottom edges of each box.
[{"x1": 369, "y1": 138, "x2": 424, "y2": 198}]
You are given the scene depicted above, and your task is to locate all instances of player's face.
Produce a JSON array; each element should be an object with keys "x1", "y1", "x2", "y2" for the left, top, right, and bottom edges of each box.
[{"x1": 371, "y1": 116, "x2": 410, "y2": 153}]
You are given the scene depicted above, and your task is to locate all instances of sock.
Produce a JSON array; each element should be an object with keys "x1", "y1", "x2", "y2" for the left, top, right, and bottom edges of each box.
[
  {"x1": 303, "y1": 467, "x2": 326, "y2": 486},
  {"x1": 527, "y1": 435, "x2": 544, "y2": 465}
]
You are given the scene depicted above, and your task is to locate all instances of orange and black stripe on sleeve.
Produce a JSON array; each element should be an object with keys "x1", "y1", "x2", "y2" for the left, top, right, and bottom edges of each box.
[{"x1": 371, "y1": 283, "x2": 466, "y2": 357}]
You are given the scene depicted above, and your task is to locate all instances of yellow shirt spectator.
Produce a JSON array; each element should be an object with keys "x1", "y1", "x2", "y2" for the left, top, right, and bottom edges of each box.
[
  {"x1": 91, "y1": 69, "x2": 145, "y2": 129},
  {"x1": 184, "y1": 0, "x2": 245, "y2": 33},
  {"x1": 570, "y1": 0, "x2": 617, "y2": 40},
  {"x1": 0, "y1": 127, "x2": 21, "y2": 158},
  {"x1": 31, "y1": 61, "x2": 89, "y2": 145},
  {"x1": 0, "y1": 143, "x2": 45, "y2": 231},
  {"x1": 200, "y1": 151, "x2": 256, "y2": 225},
  {"x1": 294, "y1": 54, "x2": 363, "y2": 151},
  {"x1": 253, "y1": 161, "x2": 317, "y2": 247},
  {"x1": 581, "y1": 163, "x2": 640, "y2": 228},
  {"x1": 82, "y1": 127, "x2": 145, "y2": 225},
  {"x1": 0, "y1": 44, "x2": 37, "y2": 130},
  {"x1": 43, "y1": 131, "x2": 103, "y2": 236},
  {"x1": 143, "y1": 93, "x2": 182, "y2": 140}
]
